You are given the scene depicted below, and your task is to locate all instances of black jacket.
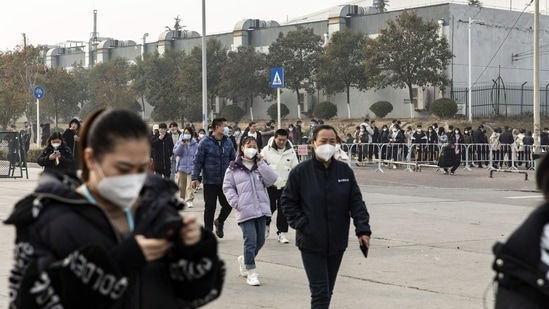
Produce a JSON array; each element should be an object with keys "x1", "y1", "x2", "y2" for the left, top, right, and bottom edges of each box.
[
  {"x1": 438, "y1": 144, "x2": 460, "y2": 167},
  {"x1": 492, "y1": 203, "x2": 549, "y2": 308},
  {"x1": 151, "y1": 134, "x2": 174, "y2": 170},
  {"x1": 4, "y1": 172, "x2": 225, "y2": 309},
  {"x1": 281, "y1": 158, "x2": 371, "y2": 255},
  {"x1": 37, "y1": 143, "x2": 75, "y2": 173},
  {"x1": 241, "y1": 130, "x2": 263, "y2": 150},
  {"x1": 500, "y1": 130, "x2": 515, "y2": 145}
]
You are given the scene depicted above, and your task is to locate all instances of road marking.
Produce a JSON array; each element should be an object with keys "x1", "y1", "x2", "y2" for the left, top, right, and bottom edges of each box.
[{"x1": 505, "y1": 195, "x2": 542, "y2": 199}]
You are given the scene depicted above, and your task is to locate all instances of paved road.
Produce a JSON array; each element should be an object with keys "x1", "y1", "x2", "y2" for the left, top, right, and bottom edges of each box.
[{"x1": 0, "y1": 164, "x2": 541, "y2": 308}]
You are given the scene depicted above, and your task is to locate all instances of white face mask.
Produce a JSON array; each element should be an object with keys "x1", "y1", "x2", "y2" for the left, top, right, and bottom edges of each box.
[
  {"x1": 96, "y1": 164, "x2": 147, "y2": 211},
  {"x1": 51, "y1": 143, "x2": 61, "y2": 149},
  {"x1": 198, "y1": 133, "x2": 205, "y2": 138},
  {"x1": 315, "y1": 144, "x2": 336, "y2": 162},
  {"x1": 243, "y1": 148, "x2": 258, "y2": 159},
  {"x1": 182, "y1": 134, "x2": 192, "y2": 140}
]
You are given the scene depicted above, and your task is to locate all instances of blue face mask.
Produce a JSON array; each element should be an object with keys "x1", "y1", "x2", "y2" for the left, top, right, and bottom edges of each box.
[{"x1": 223, "y1": 127, "x2": 229, "y2": 136}]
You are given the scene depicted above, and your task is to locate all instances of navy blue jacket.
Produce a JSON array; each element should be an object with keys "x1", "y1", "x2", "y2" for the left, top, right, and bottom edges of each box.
[
  {"x1": 192, "y1": 135, "x2": 236, "y2": 185},
  {"x1": 281, "y1": 158, "x2": 371, "y2": 255}
]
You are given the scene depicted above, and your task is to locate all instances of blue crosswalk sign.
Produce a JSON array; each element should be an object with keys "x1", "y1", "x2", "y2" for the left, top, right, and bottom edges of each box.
[{"x1": 270, "y1": 68, "x2": 284, "y2": 88}]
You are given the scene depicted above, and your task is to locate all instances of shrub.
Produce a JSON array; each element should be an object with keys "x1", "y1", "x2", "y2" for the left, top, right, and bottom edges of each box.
[
  {"x1": 267, "y1": 103, "x2": 289, "y2": 120},
  {"x1": 313, "y1": 101, "x2": 338, "y2": 119},
  {"x1": 369, "y1": 101, "x2": 393, "y2": 118},
  {"x1": 430, "y1": 98, "x2": 458, "y2": 118},
  {"x1": 220, "y1": 104, "x2": 245, "y2": 122},
  {"x1": 26, "y1": 149, "x2": 43, "y2": 163}
]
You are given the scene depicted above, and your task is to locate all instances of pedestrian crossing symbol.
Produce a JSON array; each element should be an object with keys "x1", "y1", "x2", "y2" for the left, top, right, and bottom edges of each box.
[
  {"x1": 270, "y1": 67, "x2": 284, "y2": 88},
  {"x1": 272, "y1": 72, "x2": 282, "y2": 85}
]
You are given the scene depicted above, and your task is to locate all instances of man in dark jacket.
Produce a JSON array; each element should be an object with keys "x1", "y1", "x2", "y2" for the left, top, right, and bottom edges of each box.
[
  {"x1": 294, "y1": 120, "x2": 303, "y2": 145},
  {"x1": 151, "y1": 123, "x2": 174, "y2": 179},
  {"x1": 541, "y1": 128, "x2": 549, "y2": 152},
  {"x1": 472, "y1": 125, "x2": 488, "y2": 168},
  {"x1": 240, "y1": 121, "x2": 263, "y2": 150},
  {"x1": 499, "y1": 126, "x2": 515, "y2": 168},
  {"x1": 192, "y1": 118, "x2": 236, "y2": 238},
  {"x1": 438, "y1": 142, "x2": 461, "y2": 175}
]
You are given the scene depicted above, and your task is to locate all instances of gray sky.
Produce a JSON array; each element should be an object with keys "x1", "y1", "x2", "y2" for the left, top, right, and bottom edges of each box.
[{"x1": 0, "y1": 0, "x2": 540, "y2": 50}]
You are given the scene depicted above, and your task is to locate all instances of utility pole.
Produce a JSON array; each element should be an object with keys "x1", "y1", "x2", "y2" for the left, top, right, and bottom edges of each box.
[{"x1": 534, "y1": 0, "x2": 541, "y2": 150}]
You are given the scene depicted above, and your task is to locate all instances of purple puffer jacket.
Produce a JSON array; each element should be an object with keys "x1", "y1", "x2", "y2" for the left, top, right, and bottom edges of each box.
[
  {"x1": 173, "y1": 138, "x2": 198, "y2": 174},
  {"x1": 222, "y1": 155, "x2": 278, "y2": 224}
]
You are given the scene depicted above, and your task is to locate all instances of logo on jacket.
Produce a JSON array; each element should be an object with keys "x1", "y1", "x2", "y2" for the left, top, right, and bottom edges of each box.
[{"x1": 338, "y1": 179, "x2": 349, "y2": 183}]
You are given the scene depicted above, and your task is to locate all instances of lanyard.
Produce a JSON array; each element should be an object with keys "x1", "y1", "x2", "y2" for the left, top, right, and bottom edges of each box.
[{"x1": 81, "y1": 185, "x2": 134, "y2": 233}]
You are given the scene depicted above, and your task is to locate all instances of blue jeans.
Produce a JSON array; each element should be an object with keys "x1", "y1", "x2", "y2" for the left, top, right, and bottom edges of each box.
[
  {"x1": 300, "y1": 250, "x2": 345, "y2": 309},
  {"x1": 170, "y1": 157, "x2": 177, "y2": 180},
  {"x1": 239, "y1": 216, "x2": 267, "y2": 270}
]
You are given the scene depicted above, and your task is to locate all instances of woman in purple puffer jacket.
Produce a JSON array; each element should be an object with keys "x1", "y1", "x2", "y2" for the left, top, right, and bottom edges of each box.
[{"x1": 223, "y1": 136, "x2": 277, "y2": 287}]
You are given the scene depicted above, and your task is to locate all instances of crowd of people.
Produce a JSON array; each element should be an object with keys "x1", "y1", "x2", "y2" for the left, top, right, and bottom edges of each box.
[
  {"x1": 349, "y1": 119, "x2": 542, "y2": 171},
  {"x1": 11, "y1": 110, "x2": 549, "y2": 308},
  {"x1": 8, "y1": 113, "x2": 373, "y2": 308}
]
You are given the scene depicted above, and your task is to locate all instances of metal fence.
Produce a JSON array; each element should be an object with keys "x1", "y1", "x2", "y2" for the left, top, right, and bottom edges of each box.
[
  {"x1": 450, "y1": 83, "x2": 549, "y2": 118},
  {"x1": 0, "y1": 132, "x2": 28, "y2": 179},
  {"x1": 293, "y1": 142, "x2": 539, "y2": 174}
]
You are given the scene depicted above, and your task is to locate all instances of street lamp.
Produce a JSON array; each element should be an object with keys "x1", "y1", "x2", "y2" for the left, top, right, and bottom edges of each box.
[
  {"x1": 201, "y1": 0, "x2": 208, "y2": 130},
  {"x1": 468, "y1": 18, "x2": 483, "y2": 123}
]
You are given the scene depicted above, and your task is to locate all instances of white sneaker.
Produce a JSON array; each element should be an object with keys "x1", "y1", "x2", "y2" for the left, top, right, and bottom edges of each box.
[
  {"x1": 246, "y1": 272, "x2": 260, "y2": 286},
  {"x1": 186, "y1": 201, "x2": 193, "y2": 208},
  {"x1": 278, "y1": 233, "x2": 290, "y2": 244},
  {"x1": 265, "y1": 225, "x2": 270, "y2": 239},
  {"x1": 237, "y1": 255, "x2": 248, "y2": 277}
]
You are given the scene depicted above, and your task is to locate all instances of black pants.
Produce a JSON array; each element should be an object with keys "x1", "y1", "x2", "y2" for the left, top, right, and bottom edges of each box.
[
  {"x1": 266, "y1": 186, "x2": 289, "y2": 234},
  {"x1": 301, "y1": 250, "x2": 345, "y2": 309},
  {"x1": 442, "y1": 159, "x2": 461, "y2": 173},
  {"x1": 203, "y1": 184, "x2": 232, "y2": 231},
  {"x1": 154, "y1": 167, "x2": 170, "y2": 179}
]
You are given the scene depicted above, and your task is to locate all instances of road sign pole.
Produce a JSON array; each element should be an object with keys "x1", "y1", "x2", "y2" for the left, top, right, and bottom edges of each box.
[
  {"x1": 277, "y1": 88, "x2": 281, "y2": 129},
  {"x1": 36, "y1": 98, "x2": 40, "y2": 146}
]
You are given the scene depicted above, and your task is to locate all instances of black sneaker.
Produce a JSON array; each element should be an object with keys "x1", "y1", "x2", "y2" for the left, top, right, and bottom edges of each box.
[{"x1": 214, "y1": 219, "x2": 224, "y2": 238}]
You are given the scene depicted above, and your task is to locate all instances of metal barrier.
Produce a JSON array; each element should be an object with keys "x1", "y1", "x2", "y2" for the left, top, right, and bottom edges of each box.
[
  {"x1": 292, "y1": 142, "x2": 538, "y2": 176},
  {"x1": 0, "y1": 132, "x2": 28, "y2": 179}
]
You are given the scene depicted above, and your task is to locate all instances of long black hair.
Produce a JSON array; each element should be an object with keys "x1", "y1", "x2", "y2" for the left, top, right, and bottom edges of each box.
[{"x1": 78, "y1": 108, "x2": 149, "y2": 181}]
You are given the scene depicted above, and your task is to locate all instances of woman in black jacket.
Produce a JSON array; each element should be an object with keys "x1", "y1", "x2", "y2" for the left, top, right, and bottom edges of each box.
[
  {"x1": 6, "y1": 108, "x2": 225, "y2": 309},
  {"x1": 281, "y1": 124, "x2": 372, "y2": 309},
  {"x1": 37, "y1": 131, "x2": 75, "y2": 174}
]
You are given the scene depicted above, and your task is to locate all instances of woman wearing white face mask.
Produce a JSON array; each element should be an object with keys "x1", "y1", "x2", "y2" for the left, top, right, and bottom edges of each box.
[
  {"x1": 281, "y1": 124, "x2": 372, "y2": 308},
  {"x1": 6, "y1": 108, "x2": 225, "y2": 309},
  {"x1": 173, "y1": 127, "x2": 198, "y2": 208},
  {"x1": 223, "y1": 136, "x2": 278, "y2": 286},
  {"x1": 37, "y1": 131, "x2": 75, "y2": 174}
]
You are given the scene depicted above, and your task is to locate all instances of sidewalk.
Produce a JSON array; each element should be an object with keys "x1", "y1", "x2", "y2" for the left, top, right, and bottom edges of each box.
[{"x1": 0, "y1": 165, "x2": 540, "y2": 308}]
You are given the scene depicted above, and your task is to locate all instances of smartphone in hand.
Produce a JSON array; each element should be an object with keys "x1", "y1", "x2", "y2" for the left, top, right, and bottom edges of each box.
[
  {"x1": 360, "y1": 243, "x2": 369, "y2": 258},
  {"x1": 153, "y1": 218, "x2": 184, "y2": 241}
]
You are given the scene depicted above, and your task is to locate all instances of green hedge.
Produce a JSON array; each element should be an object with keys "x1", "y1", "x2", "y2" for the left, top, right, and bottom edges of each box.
[
  {"x1": 430, "y1": 98, "x2": 458, "y2": 118},
  {"x1": 369, "y1": 101, "x2": 393, "y2": 118},
  {"x1": 267, "y1": 103, "x2": 289, "y2": 120},
  {"x1": 26, "y1": 149, "x2": 42, "y2": 163},
  {"x1": 313, "y1": 101, "x2": 338, "y2": 119}
]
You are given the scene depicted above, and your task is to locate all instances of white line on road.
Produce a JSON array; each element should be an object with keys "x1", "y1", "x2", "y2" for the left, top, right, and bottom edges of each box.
[{"x1": 505, "y1": 195, "x2": 542, "y2": 199}]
